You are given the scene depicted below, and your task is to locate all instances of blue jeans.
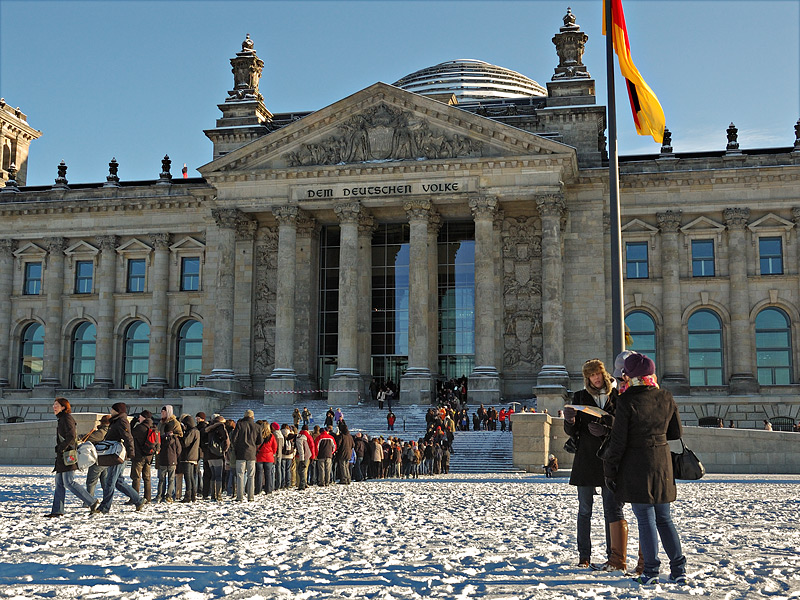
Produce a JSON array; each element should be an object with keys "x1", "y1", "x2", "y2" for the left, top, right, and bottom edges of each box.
[
  {"x1": 257, "y1": 462, "x2": 275, "y2": 494},
  {"x1": 353, "y1": 456, "x2": 364, "y2": 481},
  {"x1": 85, "y1": 463, "x2": 107, "y2": 499},
  {"x1": 631, "y1": 502, "x2": 686, "y2": 579},
  {"x1": 182, "y1": 463, "x2": 197, "y2": 500},
  {"x1": 576, "y1": 485, "x2": 625, "y2": 560},
  {"x1": 99, "y1": 462, "x2": 140, "y2": 513},
  {"x1": 274, "y1": 457, "x2": 283, "y2": 489},
  {"x1": 157, "y1": 465, "x2": 176, "y2": 500},
  {"x1": 318, "y1": 458, "x2": 332, "y2": 485},
  {"x1": 52, "y1": 471, "x2": 95, "y2": 514},
  {"x1": 236, "y1": 459, "x2": 256, "y2": 500},
  {"x1": 281, "y1": 458, "x2": 292, "y2": 488}
]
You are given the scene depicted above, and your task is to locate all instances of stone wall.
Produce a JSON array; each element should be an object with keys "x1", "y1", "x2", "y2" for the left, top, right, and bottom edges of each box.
[
  {"x1": 511, "y1": 413, "x2": 800, "y2": 475},
  {"x1": 0, "y1": 412, "x2": 103, "y2": 465}
]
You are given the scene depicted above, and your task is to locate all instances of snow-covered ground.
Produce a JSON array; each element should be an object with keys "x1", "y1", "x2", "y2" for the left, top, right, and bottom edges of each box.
[{"x1": 1, "y1": 466, "x2": 799, "y2": 600}]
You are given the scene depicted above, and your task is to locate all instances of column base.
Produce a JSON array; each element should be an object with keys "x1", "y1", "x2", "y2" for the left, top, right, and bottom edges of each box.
[
  {"x1": 729, "y1": 373, "x2": 760, "y2": 394},
  {"x1": 140, "y1": 379, "x2": 167, "y2": 398},
  {"x1": 328, "y1": 370, "x2": 362, "y2": 406},
  {"x1": 468, "y1": 366, "x2": 501, "y2": 406},
  {"x1": 400, "y1": 368, "x2": 433, "y2": 406},
  {"x1": 203, "y1": 370, "x2": 243, "y2": 394},
  {"x1": 264, "y1": 373, "x2": 299, "y2": 406},
  {"x1": 660, "y1": 373, "x2": 690, "y2": 396},
  {"x1": 536, "y1": 364, "x2": 570, "y2": 388},
  {"x1": 0, "y1": 378, "x2": 9, "y2": 388},
  {"x1": 534, "y1": 379, "x2": 569, "y2": 416}
]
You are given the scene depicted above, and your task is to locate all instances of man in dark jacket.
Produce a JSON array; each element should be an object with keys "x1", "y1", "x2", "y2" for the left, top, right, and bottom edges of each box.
[
  {"x1": 335, "y1": 420, "x2": 355, "y2": 485},
  {"x1": 353, "y1": 432, "x2": 368, "y2": 481},
  {"x1": 195, "y1": 412, "x2": 210, "y2": 499},
  {"x1": 98, "y1": 402, "x2": 145, "y2": 513},
  {"x1": 130, "y1": 410, "x2": 155, "y2": 504},
  {"x1": 563, "y1": 358, "x2": 622, "y2": 570},
  {"x1": 180, "y1": 415, "x2": 200, "y2": 502},
  {"x1": 231, "y1": 409, "x2": 261, "y2": 501}
]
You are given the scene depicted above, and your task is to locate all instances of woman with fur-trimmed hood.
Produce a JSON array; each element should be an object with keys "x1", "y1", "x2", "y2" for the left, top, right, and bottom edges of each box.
[{"x1": 563, "y1": 358, "x2": 626, "y2": 571}]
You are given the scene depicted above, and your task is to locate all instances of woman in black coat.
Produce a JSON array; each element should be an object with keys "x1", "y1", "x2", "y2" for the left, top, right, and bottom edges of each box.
[
  {"x1": 602, "y1": 353, "x2": 687, "y2": 585},
  {"x1": 48, "y1": 397, "x2": 98, "y2": 517}
]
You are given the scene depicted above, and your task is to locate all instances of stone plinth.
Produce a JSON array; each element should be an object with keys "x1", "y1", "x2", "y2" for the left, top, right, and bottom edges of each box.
[
  {"x1": 328, "y1": 371, "x2": 362, "y2": 406},
  {"x1": 467, "y1": 368, "x2": 501, "y2": 406},
  {"x1": 264, "y1": 375, "x2": 299, "y2": 406},
  {"x1": 400, "y1": 369, "x2": 433, "y2": 405},
  {"x1": 533, "y1": 382, "x2": 569, "y2": 417}
]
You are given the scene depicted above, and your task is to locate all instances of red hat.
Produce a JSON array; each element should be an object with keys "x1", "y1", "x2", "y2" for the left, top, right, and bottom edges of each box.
[{"x1": 271, "y1": 422, "x2": 280, "y2": 430}]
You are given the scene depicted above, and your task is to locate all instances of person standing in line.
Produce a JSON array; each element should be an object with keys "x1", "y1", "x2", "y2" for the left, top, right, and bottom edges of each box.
[
  {"x1": 563, "y1": 359, "x2": 623, "y2": 570},
  {"x1": 195, "y1": 412, "x2": 210, "y2": 500},
  {"x1": 84, "y1": 414, "x2": 111, "y2": 499},
  {"x1": 47, "y1": 397, "x2": 98, "y2": 517},
  {"x1": 301, "y1": 407, "x2": 311, "y2": 428},
  {"x1": 156, "y1": 420, "x2": 181, "y2": 502},
  {"x1": 271, "y1": 422, "x2": 284, "y2": 490},
  {"x1": 336, "y1": 420, "x2": 354, "y2": 484},
  {"x1": 130, "y1": 409, "x2": 155, "y2": 505},
  {"x1": 179, "y1": 415, "x2": 200, "y2": 502},
  {"x1": 294, "y1": 425, "x2": 311, "y2": 490},
  {"x1": 231, "y1": 409, "x2": 262, "y2": 502},
  {"x1": 292, "y1": 408, "x2": 301, "y2": 429},
  {"x1": 602, "y1": 353, "x2": 687, "y2": 585},
  {"x1": 204, "y1": 415, "x2": 229, "y2": 501}
]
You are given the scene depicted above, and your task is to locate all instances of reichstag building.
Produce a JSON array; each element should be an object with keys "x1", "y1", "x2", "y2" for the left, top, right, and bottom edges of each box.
[{"x1": 1, "y1": 10, "x2": 800, "y2": 429}]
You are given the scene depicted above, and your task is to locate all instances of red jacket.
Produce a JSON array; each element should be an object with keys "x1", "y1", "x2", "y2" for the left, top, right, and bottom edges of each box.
[
  {"x1": 301, "y1": 430, "x2": 317, "y2": 459},
  {"x1": 256, "y1": 434, "x2": 278, "y2": 463},
  {"x1": 316, "y1": 431, "x2": 337, "y2": 459}
]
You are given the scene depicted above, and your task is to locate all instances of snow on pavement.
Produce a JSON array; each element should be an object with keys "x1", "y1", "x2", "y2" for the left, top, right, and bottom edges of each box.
[{"x1": 1, "y1": 467, "x2": 799, "y2": 599}]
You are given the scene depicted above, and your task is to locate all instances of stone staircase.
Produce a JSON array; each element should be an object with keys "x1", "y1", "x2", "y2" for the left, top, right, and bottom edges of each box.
[{"x1": 218, "y1": 399, "x2": 521, "y2": 474}]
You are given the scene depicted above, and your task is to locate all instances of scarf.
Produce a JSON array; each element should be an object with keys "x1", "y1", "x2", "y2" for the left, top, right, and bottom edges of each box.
[{"x1": 619, "y1": 374, "x2": 659, "y2": 393}]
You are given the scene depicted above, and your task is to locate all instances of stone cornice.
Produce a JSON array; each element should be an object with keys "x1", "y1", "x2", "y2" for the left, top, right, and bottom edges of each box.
[
  {"x1": 577, "y1": 165, "x2": 800, "y2": 189},
  {"x1": 0, "y1": 196, "x2": 204, "y2": 217}
]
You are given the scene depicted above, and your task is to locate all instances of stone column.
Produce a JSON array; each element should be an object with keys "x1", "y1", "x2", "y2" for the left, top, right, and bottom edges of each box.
[
  {"x1": 468, "y1": 196, "x2": 501, "y2": 405},
  {"x1": 657, "y1": 211, "x2": 689, "y2": 394},
  {"x1": 207, "y1": 209, "x2": 242, "y2": 388},
  {"x1": 724, "y1": 208, "x2": 759, "y2": 393},
  {"x1": 39, "y1": 237, "x2": 66, "y2": 387},
  {"x1": 535, "y1": 194, "x2": 569, "y2": 393},
  {"x1": 427, "y1": 214, "x2": 442, "y2": 379},
  {"x1": 0, "y1": 239, "x2": 13, "y2": 387},
  {"x1": 143, "y1": 233, "x2": 170, "y2": 392},
  {"x1": 329, "y1": 202, "x2": 361, "y2": 405},
  {"x1": 294, "y1": 214, "x2": 320, "y2": 391},
  {"x1": 357, "y1": 213, "x2": 377, "y2": 398},
  {"x1": 92, "y1": 235, "x2": 118, "y2": 388},
  {"x1": 401, "y1": 200, "x2": 434, "y2": 405}
]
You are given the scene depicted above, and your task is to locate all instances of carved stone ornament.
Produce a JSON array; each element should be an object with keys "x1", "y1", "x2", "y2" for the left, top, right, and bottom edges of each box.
[
  {"x1": 535, "y1": 194, "x2": 566, "y2": 218},
  {"x1": 235, "y1": 218, "x2": 258, "y2": 241},
  {"x1": 404, "y1": 199, "x2": 432, "y2": 222},
  {"x1": 296, "y1": 214, "x2": 321, "y2": 238},
  {"x1": 334, "y1": 202, "x2": 361, "y2": 224},
  {"x1": 794, "y1": 119, "x2": 800, "y2": 150},
  {"x1": 724, "y1": 207, "x2": 750, "y2": 229},
  {"x1": 96, "y1": 235, "x2": 119, "y2": 252},
  {"x1": 660, "y1": 128, "x2": 673, "y2": 154},
  {"x1": 792, "y1": 207, "x2": 800, "y2": 224},
  {"x1": 469, "y1": 196, "x2": 498, "y2": 220},
  {"x1": 358, "y1": 213, "x2": 377, "y2": 236},
  {"x1": 272, "y1": 205, "x2": 300, "y2": 226},
  {"x1": 285, "y1": 103, "x2": 483, "y2": 167},
  {"x1": 53, "y1": 160, "x2": 68, "y2": 189},
  {"x1": 149, "y1": 233, "x2": 171, "y2": 249},
  {"x1": 228, "y1": 34, "x2": 264, "y2": 101},
  {"x1": 551, "y1": 7, "x2": 590, "y2": 80},
  {"x1": 428, "y1": 213, "x2": 443, "y2": 235},
  {"x1": 212, "y1": 208, "x2": 243, "y2": 230},
  {"x1": 726, "y1": 123, "x2": 740, "y2": 151},
  {"x1": 253, "y1": 227, "x2": 278, "y2": 374},
  {"x1": 44, "y1": 237, "x2": 67, "y2": 254},
  {"x1": 0, "y1": 239, "x2": 14, "y2": 256},
  {"x1": 657, "y1": 210, "x2": 682, "y2": 233}
]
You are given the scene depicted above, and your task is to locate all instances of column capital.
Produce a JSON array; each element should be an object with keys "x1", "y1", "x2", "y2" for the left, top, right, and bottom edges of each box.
[
  {"x1": 404, "y1": 199, "x2": 433, "y2": 222},
  {"x1": 43, "y1": 236, "x2": 66, "y2": 254},
  {"x1": 272, "y1": 205, "x2": 299, "y2": 226},
  {"x1": 149, "y1": 233, "x2": 171, "y2": 249},
  {"x1": 0, "y1": 239, "x2": 14, "y2": 256},
  {"x1": 96, "y1": 235, "x2": 119, "y2": 251},
  {"x1": 657, "y1": 210, "x2": 682, "y2": 233},
  {"x1": 468, "y1": 195, "x2": 498, "y2": 219},
  {"x1": 724, "y1": 207, "x2": 750, "y2": 229},
  {"x1": 535, "y1": 194, "x2": 566, "y2": 218},
  {"x1": 792, "y1": 207, "x2": 800, "y2": 224},
  {"x1": 235, "y1": 218, "x2": 258, "y2": 241},
  {"x1": 358, "y1": 213, "x2": 377, "y2": 236},
  {"x1": 296, "y1": 214, "x2": 320, "y2": 238},
  {"x1": 212, "y1": 207, "x2": 247, "y2": 230},
  {"x1": 428, "y1": 213, "x2": 442, "y2": 235},
  {"x1": 334, "y1": 202, "x2": 361, "y2": 224}
]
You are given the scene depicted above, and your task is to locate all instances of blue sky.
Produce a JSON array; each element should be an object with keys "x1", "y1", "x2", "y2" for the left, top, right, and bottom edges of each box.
[{"x1": 1, "y1": 0, "x2": 798, "y2": 185}]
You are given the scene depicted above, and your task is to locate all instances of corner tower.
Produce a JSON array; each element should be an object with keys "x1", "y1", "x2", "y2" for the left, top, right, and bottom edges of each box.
[{"x1": 0, "y1": 99, "x2": 41, "y2": 187}]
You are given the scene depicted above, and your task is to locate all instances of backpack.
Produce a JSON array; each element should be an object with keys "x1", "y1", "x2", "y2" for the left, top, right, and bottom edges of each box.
[
  {"x1": 208, "y1": 430, "x2": 225, "y2": 458},
  {"x1": 143, "y1": 427, "x2": 160, "y2": 456}
]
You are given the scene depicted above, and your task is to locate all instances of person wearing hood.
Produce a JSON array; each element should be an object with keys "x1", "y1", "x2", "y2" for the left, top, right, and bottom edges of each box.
[
  {"x1": 130, "y1": 410, "x2": 155, "y2": 504},
  {"x1": 335, "y1": 420, "x2": 354, "y2": 485},
  {"x1": 204, "y1": 415, "x2": 230, "y2": 501},
  {"x1": 180, "y1": 414, "x2": 200, "y2": 502},
  {"x1": 280, "y1": 424, "x2": 295, "y2": 489},
  {"x1": 98, "y1": 402, "x2": 145, "y2": 513},
  {"x1": 563, "y1": 358, "x2": 623, "y2": 570},
  {"x1": 46, "y1": 397, "x2": 98, "y2": 517}
]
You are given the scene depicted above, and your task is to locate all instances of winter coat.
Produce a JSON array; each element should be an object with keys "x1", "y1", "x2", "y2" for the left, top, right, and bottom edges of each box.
[
  {"x1": 106, "y1": 412, "x2": 135, "y2": 458},
  {"x1": 371, "y1": 440, "x2": 384, "y2": 462},
  {"x1": 602, "y1": 385, "x2": 682, "y2": 504},
  {"x1": 272, "y1": 428, "x2": 284, "y2": 461},
  {"x1": 316, "y1": 431, "x2": 337, "y2": 459},
  {"x1": 180, "y1": 417, "x2": 200, "y2": 463},
  {"x1": 54, "y1": 411, "x2": 79, "y2": 473},
  {"x1": 231, "y1": 417, "x2": 262, "y2": 461},
  {"x1": 204, "y1": 421, "x2": 230, "y2": 459},
  {"x1": 300, "y1": 430, "x2": 317, "y2": 460},
  {"x1": 353, "y1": 436, "x2": 368, "y2": 458},
  {"x1": 159, "y1": 414, "x2": 183, "y2": 440},
  {"x1": 86, "y1": 424, "x2": 109, "y2": 444},
  {"x1": 281, "y1": 427, "x2": 296, "y2": 459},
  {"x1": 256, "y1": 434, "x2": 278, "y2": 463},
  {"x1": 158, "y1": 432, "x2": 181, "y2": 466},
  {"x1": 336, "y1": 433, "x2": 354, "y2": 462},
  {"x1": 565, "y1": 387, "x2": 618, "y2": 487},
  {"x1": 132, "y1": 416, "x2": 155, "y2": 458},
  {"x1": 295, "y1": 432, "x2": 311, "y2": 461}
]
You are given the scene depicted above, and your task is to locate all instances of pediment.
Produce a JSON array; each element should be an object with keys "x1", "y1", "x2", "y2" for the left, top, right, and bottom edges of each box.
[
  {"x1": 116, "y1": 239, "x2": 153, "y2": 255},
  {"x1": 200, "y1": 82, "x2": 575, "y2": 176},
  {"x1": 65, "y1": 241, "x2": 100, "y2": 256},
  {"x1": 13, "y1": 242, "x2": 47, "y2": 258},
  {"x1": 747, "y1": 213, "x2": 794, "y2": 232},
  {"x1": 621, "y1": 219, "x2": 659, "y2": 234},
  {"x1": 680, "y1": 216, "x2": 726, "y2": 235},
  {"x1": 169, "y1": 236, "x2": 205, "y2": 252}
]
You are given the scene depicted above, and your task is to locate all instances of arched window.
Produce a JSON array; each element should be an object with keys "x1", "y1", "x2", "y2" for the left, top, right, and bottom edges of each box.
[
  {"x1": 688, "y1": 309, "x2": 724, "y2": 386},
  {"x1": 176, "y1": 319, "x2": 203, "y2": 388},
  {"x1": 19, "y1": 322, "x2": 44, "y2": 389},
  {"x1": 71, "y1": 322, "x2": 96, "y2": 389},
  {"x1": 123, "y1": 321, "x2": 150, "y2": 390},
  {"x1": 625, "y1": 311, "x2": 657, "y2": 370},
  {"x1": 755, "y1": 308, "x2": 792, "y2": 385}
]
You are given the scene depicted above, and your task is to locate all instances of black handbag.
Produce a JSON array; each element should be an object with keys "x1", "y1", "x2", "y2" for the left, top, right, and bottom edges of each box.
[
  {"x1": 563, "y1": 435, "x2": 578, "y2": 454},
  {"x1": 671, "y1": 439, "x2": 705, "y2": 480}
]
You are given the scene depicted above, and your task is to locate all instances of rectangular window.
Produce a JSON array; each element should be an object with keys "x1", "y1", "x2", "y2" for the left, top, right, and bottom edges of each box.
[
  {"x1": 180, "y1": 256, "x2": 200, "y2": 291},
  {"x1": 127, "y1": 258, "x2": 146, "y2": 292},
  {"x1": 23, "y1": 262, "x2": 42, "y2": 295},
  {"x1": 625, "y1": 242, "x2": 649, "y2": 279},
  {"x1": 691, "y1": 239, "x2": 715, "y2": 277},
  {"x1": 759, "y1": 237, "x2": 783, "y2": 275},
  {"x1": 74, "y1": 260, "x2": 94, "y2": 294}
]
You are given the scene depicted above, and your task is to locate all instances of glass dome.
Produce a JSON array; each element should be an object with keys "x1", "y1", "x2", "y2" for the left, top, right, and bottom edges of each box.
[{"x1": 393, "y1": 59, "x2": 546, "y2": 102}]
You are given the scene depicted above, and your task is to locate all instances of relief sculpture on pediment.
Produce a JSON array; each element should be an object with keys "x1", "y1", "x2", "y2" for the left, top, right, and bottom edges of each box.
[
  {"x1": 285, "y1": 103, "x2": 483, "y2": 167},
  {"x1": 501, "y1": 216, "x2": 543, "y2": 372},
  {"x1": 253, "y1": 228, "x2": 278, "y2": 374}
]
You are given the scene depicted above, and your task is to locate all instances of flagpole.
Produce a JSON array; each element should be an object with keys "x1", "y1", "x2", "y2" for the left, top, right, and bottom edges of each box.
[{"x1": 606, "y1": 0, "x2": 625, "y2": 359}]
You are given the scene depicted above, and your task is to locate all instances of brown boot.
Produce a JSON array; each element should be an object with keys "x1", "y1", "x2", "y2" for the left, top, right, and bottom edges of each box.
[
  {"x1": 590, "y1": 519, "x2": 628, "y2": 572},
  {"x1": 635, "y1": 549, "x2": 644, "y2": 575}
]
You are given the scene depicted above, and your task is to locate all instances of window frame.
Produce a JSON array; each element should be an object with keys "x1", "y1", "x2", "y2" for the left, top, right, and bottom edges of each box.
[
  {"x1": 691, "y1": 239, "x2": 716, "y2": 277},
  {"x1": 625, "y1": 241, "x2": 649, "y2": 279},
  {"x1": 180, "y1": 256, "x2": 201, "y2": 292},
  {"x1": 23, "y1": 261, "x2": 42, "y2": 295},
  {"x1": 687, "y1": 309, "x2": 725, "y2": 386},
  {"x1": 755, "y1": 307, "x2": 792, "y2": 385},
  {"x1": 71, "y1": 321, "x2": 96, "y2": 389},
  {"x1": 74, "y1": 260, "x2": 94, "y2": 294},
  {"x1": 126, "y1": 258, "x2": 147, "y2": 293},
  {"x1": 757, "y1": 236, "x2": 784, "y2": 276},
  {"x1": 122, "y1": 320, "x2": 150, "y2": 390}
]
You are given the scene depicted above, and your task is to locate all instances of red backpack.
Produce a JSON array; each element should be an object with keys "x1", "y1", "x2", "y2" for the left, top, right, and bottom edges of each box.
[{"x1": 143, "y1": 428, "x2": 160, "y2": 455}]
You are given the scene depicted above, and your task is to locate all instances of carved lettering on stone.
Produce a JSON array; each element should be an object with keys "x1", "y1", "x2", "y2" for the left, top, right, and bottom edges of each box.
[
  {"x1": 285, "y1": 104, "x2": 483, "y2": 167},
  {"x1": 252, "y1": 228, "x2": 278, "y2": 374}
]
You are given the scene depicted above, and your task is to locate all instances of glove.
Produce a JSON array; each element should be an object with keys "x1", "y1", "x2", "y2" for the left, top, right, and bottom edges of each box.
[
  {"x1": 587, "y1": 422, "x2": 609, "y2": 437},
  {"x1": 563, "y1": 406, "x2": 577, "y2": 423},
  {"x1": 605, "y1": 477, "x2": 617, "y2": 492}
]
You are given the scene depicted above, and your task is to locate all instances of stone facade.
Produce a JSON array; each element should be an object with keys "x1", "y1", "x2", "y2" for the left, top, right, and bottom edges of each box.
[{"x1": 2, "y1": 12, "x2": 800, "y2": 427}]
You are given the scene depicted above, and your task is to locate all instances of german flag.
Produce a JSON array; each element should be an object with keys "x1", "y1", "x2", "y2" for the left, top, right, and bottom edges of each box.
[{"x1": 603, "y1": 0, "x2": 665, "y2": 144}]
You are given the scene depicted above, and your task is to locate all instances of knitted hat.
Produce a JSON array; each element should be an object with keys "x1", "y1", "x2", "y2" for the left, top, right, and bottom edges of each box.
[
  {"x1": 613, "y1": 350, "x2": 636, "y2": 377},
  {"x1": 623, "y1": 353, "x2": 656, "y2": 378},
  {"x1": 271, "y1": 422, "x2": 280, "y2": 430},
  {"x1": 244, "y1": 409, "x2": 254, "y2": 418},
  {"x1": 111, "y1": 402, "x2": 127, "y2": 414},
  {"x1": 140, "y1": 409, "x2": 152, "y2": 420},
  {"x1": 195, "y1": 412, "x2": 206, "y2": 420}
]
